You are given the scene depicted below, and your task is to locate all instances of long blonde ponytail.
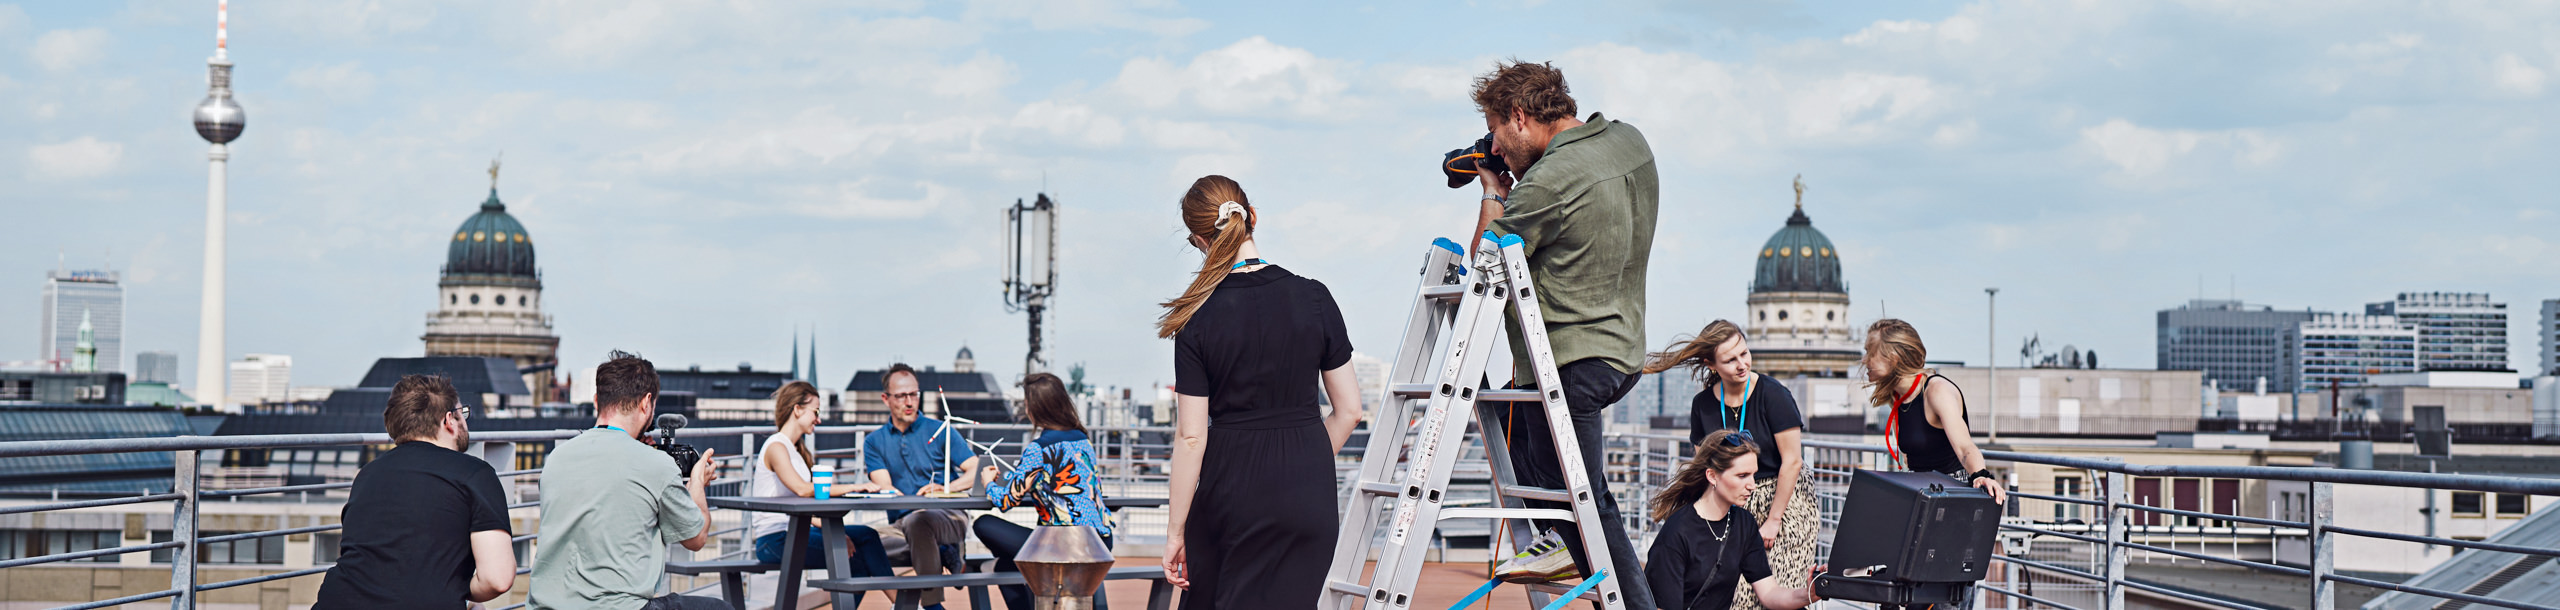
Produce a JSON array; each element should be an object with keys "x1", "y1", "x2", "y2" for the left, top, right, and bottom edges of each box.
[{"x1": 1156, "y1": 175, "x2": 1255, "y2": 338}]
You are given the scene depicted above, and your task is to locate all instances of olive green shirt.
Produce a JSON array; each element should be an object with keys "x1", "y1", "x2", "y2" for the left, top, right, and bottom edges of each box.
[
  {"x1": 1492, "y1": 113, "x2": 1659, "y2": 383},
  {"x1": 528, "y1": 428, "x2": 705, "y2": 610}
]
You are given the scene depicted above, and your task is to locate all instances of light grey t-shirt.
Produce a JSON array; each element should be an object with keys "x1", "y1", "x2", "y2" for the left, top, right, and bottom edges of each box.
[{"x1": 529, "y1": 428, "x2": 704, "y2": 610}]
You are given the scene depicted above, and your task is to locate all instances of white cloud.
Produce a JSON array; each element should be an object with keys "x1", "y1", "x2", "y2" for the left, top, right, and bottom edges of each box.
[
  {"x1": 1110, "y1": 37, "x2": 1350, "y2": 116},
  {"x1": 27, "y1": 137, "x2": 123, "y2": 179},
  {"x1": 2493, "y1": 54, "x2": 2546, "y2": 95},
  {"x1": 30, "y1": 28, "x2": 110, "y2": 72},
  {"x1": 1012, "y1": 101, "x2": 1126, "y2": 147},
  {"x1": 2078, "y1": 119, "x2": 2283, "y2": 178},
  {"x1": 963, "y1": 0, "x2": 1206, "y2": 37},
  {"x1": 771, "y1": 178, "x2": 957, "y2": 220},
  {"x1": 287, "y1": 61, "x2": 378, "y2": 100}
]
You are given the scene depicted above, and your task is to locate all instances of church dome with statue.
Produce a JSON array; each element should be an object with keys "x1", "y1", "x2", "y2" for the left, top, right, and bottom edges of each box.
[
  {"x1": 422, "y1": 160, "x2": 561, "y2": 401},
  {"x1": 1745, "y1": 177, "x2": 1861, "y2": 378}
]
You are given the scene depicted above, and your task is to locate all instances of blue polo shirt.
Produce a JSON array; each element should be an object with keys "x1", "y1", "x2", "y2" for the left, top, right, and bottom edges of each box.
[{"x1": 862, "y1": 417, "x2": 977, "y2": 498}]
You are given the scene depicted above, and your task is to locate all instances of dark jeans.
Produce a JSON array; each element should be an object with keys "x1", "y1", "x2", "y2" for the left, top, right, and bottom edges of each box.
[
  {"x1": 973, "y1": 515, "x2": 1114, "y2": 610},
  {"x1": 1499, "y1": 357, "x2": 1653, "y2": 610},
  {"x1": 642, "y1": 594, "x2": 734, "y2": 610},
  {"x1": 756, "y1": 525, "x2": 893, "y2": 607}
]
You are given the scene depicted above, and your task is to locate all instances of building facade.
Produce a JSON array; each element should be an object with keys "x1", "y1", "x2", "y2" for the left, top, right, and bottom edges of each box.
[
  {"x1": 38, "y1": 268, "x2": 121, "y2": 374},
  {"x1": 226, "y1": 354, "x2": 290, "y2": 405},
  {"x1": 421, "y1": 185, "x2": 560, "y2": 401},
  {"x1": 1744, "y1": 191, "x2": 1859, "y2": 379},
  {"x1": 2540, "y1": 298, "x2": 2558, "y2": 376},
  {"x1": 2283, "y1": 313, "x2": 2420, "y2": 391},
  {"x1": 133, "y1": 351, "x2": 179, "y2": 385},
  {"x1": 2367, "y1": 292, "x2": 2509, "y2": 372},
  {"x1": 2156, "y1": 299, "x2": 2317, "y2": 393}
]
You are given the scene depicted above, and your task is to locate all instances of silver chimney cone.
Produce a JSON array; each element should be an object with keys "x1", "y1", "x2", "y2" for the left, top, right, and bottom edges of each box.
[{"x1": 1015, "y1": 524, "x2": 1114, "y2": 610}]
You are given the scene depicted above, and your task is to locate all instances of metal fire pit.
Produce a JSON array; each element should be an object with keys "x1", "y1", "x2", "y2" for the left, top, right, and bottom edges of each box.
[{"x1": 1015, "y1": 524, "x2": 1115, "y2": 610}]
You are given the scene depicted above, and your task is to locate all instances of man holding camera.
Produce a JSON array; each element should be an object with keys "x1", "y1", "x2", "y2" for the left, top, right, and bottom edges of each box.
[
  {"x1": 529, "y1": 353, "x2": 729, "y2": 610},
  {"x1": 1467, "y1": 59, "x2": 1661, "y2": 610},
  {"x1": 314, "y1": 375, "x2": 516, "y2": 609},
  {"x1": 862, "y1": 363, "x2": 986, "y2": 610}
]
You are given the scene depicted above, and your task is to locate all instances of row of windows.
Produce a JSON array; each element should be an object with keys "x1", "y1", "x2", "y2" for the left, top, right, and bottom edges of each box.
[
  {"x1": 2451, "y1": 492, "x2": 2532, "y2": 518},
  {"x1": 0, "y1": 529, "x2": 287, "y2": 565},
  {"x1": 450, "y1": 293, "x2": 537, "y2": 308}
]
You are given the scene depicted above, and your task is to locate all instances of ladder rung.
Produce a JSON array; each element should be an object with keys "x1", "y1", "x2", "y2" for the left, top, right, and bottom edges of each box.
[
  {"x1": 1499, "y1": 486, "x2": 1571, "y2": 502},
  {"x1": 1478, "y1": 389, "x2": 1546, "y2": 402},
  {"x1": 1356, "y1": 481, "x2": 1400, "y2": 496},
  {"x1": 1326, "y1": 579, "x2": 1371, "y2": 595},
  {"x1": 1440, "y1": 507, "x2": 1575, "y2": 521},
  {"x1": 1389, "y1": 383, "x2": 1433, "y2": 397},
  {"x1": 1421, "y1": 284, "x2": 1465, "y2": 301}
]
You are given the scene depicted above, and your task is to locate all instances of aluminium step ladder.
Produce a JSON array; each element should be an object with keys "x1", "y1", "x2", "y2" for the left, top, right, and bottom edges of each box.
[{"x1": 1322, "y1": 232, "x2": 1627, "y2": 610}]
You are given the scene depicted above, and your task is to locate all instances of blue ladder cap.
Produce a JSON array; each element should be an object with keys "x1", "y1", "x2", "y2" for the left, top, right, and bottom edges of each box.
[
  {"x1": 1481, "y1": 230, "x2": 1503, "y2": 244},
  {"x1": 1432, "y1": 237, "x2": 1462, "y2": 256},
  {"x1": 1497, "y1": 234, "x2": 1524, "y2": 248}
]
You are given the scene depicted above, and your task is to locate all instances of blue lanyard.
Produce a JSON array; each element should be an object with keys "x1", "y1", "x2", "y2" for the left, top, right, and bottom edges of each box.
[
  {"x1": 1230, "y1": 258, "x2": 1270, "y2": 270},
  {"x1": 1715, "y1": 374, "x2": 1754, "y2": 436},
  {"x1": 595, "y1": 425, "x2": 628, "y2": 434}
]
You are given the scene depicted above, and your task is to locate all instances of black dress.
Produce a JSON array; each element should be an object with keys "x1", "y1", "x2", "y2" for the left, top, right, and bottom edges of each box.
[
  {"x1": 1644, "y1": 505, "x2": 1771, "y2": 610},
  {"x1": 1173, "y1": 265, "x2": 1353, "y2": 610}
]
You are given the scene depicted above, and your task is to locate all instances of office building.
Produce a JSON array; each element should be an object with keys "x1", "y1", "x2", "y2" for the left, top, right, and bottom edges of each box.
[
  {"x1": 659, "y1": 364, "x2": 794, "y2": 421},
  {"x1": 1745, "y1": 182, "x2": 1861, "y2": 378},
  {"x1": 2540, "y1": 299, "x2": 2559, "y2": 376},
  {"x1": 133, "y1": 351, "x2": 179, "y2": 385},
  {"x1": 2284, "y1": 313, "x2": 2419, "y2": 391},
  {"x1": 2366, "y1": 292, "x2": 2509, "y2": 372},
  {"x1": 2156, "y1": 299, "x2": 2317, "y2": 393},
  {"x1": 422, "y1": 175, "x2": 561, "y2": 402},
  {"x1": 0, "y1": 371, "x2": 128, "y2": 405},
  {"x1": 227, "y1": 354, "x2": 290, "y2": 406},
  {"x1": 844, "y1": 347, "x2": 1008, "y2": 425},
  {"x1": 38, "y1": 268, "x2": 122, "y2": 373}
]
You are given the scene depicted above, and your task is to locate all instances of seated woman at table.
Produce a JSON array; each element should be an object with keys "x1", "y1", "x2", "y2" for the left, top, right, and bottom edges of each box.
[
  {"x1": 975, "y1": 372, "x2": 1116, "y2": 610},
  {"x1": 752, "y1": 381, "x2": 895, "y2": 591}
]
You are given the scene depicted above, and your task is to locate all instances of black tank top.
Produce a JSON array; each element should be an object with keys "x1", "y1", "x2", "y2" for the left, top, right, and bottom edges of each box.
[{"x1": 1893, "y1": 374, "x2": 1967, "y2": 474}]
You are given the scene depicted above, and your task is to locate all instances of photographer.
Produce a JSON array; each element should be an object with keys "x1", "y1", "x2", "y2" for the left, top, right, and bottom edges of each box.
[
  {"x1": 1464, "y1": 59, "x2": 1661, "y2": 610},
  {"x1": 529, "y1": 352, "x2": 730, "y2": 610},
  {"x1": 314, "y1": 375, "x2": 514, "y2": 609}
]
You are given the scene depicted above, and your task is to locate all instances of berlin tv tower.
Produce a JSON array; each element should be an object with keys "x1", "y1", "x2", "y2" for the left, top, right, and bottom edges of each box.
[{"x1": 192, "y1": 0, "x2": 244, "y2": 407}]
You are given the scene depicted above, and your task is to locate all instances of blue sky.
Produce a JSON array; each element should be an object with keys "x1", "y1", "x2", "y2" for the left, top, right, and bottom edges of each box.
[{"x1": 4, "y1": 0, "x2": 2556, "y2": 393}]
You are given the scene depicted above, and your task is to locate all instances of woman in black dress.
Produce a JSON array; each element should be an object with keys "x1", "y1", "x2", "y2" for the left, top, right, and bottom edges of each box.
[
  {"x1": 1645, "y1": 429, "x2": 1816, "y2": 610},
  {"x1": 1862, "y1": 319, "x2": 2006, "y2": 504},
  {"x1": 1157, "y1": 175, "x2": 1367, "y2": 609}
]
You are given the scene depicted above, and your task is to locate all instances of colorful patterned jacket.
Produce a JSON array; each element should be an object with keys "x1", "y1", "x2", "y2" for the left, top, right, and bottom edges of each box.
[{"x1": 987, "y1": 429, "x2": 1113, "y2": 537}]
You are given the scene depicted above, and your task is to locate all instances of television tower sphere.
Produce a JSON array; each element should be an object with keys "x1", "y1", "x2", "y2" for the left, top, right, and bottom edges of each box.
[{"x1": 193, "y1": 62, "x2": 245, "y2": 144}]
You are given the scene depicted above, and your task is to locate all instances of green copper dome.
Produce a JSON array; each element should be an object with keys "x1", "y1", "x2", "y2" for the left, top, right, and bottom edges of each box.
[
  {"x1": 443, "y1": 189, "x2": 539, "y2": 285},
  {"x1": 1752, "y1": 208, "x2": 1843, "y2": 294}
]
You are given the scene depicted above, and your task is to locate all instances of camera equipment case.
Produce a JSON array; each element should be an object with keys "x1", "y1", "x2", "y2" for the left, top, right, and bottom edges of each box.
[
  {"x1": 1811, "y1": 573, "x2": 1967, "y2": 606},
  {"x1": 1815, "y1": 469, "x2": 2002, "y2": 605}
]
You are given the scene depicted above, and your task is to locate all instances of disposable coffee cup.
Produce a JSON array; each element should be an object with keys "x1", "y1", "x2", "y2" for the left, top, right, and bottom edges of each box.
[{"x1": 812, "y1": 470, "x2": 834, "y2": 499}]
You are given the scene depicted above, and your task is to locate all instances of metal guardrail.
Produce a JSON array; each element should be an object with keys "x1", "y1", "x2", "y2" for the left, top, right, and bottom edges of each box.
[{"x1": 6, "y1": 424, "x2": 2558, "y2": 609}]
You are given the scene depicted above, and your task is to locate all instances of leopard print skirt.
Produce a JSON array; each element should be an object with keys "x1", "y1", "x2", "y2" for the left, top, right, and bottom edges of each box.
[{"x1": 1731, "y1": 464, "x2": 1818, "y2": 610}]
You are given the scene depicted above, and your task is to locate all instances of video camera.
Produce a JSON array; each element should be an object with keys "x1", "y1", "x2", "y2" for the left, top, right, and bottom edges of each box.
[
  {"x1": 1440, "y1": 133, "x2": 1509, "y2": 188},
  {"x1": 648, "y1": 413, "x2": 704, "y2": 478}
]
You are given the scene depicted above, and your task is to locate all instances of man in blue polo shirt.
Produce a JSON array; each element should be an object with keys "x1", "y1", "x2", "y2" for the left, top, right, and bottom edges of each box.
[{"x1": 862, "y1": 363, "x2": 984, "y2": 609}]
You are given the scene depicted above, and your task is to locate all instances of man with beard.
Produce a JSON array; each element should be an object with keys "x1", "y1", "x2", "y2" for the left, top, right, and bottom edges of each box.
[
  {"x1": 315, "y1": 375, "x2": 518, "y2": 609},
  {"x1": 862, "y1": 363, "x2": 987, "y2": 610}
]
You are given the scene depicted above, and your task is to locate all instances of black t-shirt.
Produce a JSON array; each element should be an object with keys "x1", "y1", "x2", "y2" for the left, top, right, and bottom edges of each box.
[
  {"x1": 315, "y1": 441, "x2": 512, "y2": 610},
  {"x1": 1173, "y1": 266, "x2": 1354, "y2": 429},
  {"x1": 1645, "y1": 505, "x2": 1772, "y2": 610},
  {"x1": 1686, "y1": 373, "x2": 1804, "y2": 478}
]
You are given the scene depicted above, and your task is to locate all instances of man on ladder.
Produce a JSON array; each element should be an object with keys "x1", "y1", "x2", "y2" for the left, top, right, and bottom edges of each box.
[{"x1": 1469, "y1": 59, "x2": 1663, "y2": 610}]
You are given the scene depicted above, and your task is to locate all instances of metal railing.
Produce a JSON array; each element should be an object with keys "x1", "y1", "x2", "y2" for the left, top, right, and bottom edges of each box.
[
  {"x1": 6, "y1": 424, "x2": 2559, "y2": 609},
  {"x1": 0, "y1": 423, "x2": 1182, "y2": 610}
]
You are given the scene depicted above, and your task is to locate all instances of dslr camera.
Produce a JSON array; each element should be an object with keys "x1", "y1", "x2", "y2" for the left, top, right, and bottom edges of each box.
[
  {"x1": 648, "y1": 413, "x2": 704, "y2": 478},
  {"x1": 1441, "y1": 132, "x2": 1509, "y2": 188}
]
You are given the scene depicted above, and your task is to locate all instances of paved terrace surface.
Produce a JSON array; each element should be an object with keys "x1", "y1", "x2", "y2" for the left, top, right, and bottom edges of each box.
[{"x1": 824, "y1": 559, "x2": 1553, "y2": 610}]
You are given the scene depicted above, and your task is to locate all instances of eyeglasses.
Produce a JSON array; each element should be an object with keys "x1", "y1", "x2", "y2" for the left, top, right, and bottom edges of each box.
[
  {"x1": 450, "y1": 405, "x2": 473, "y2": 418},
  {"x1": 885, "y1": 392, "x2": 921, "y2": 401}
]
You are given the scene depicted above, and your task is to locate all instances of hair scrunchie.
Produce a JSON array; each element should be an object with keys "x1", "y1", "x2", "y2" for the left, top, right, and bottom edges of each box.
[{"x1": 1212, "y1": 201, "x2": 1249, "y2": 230}]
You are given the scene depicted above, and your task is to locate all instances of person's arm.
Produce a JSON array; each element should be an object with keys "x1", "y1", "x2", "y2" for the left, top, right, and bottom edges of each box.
[
  {"x1": 762, "y1": 441, "x2": 815, "y2": 497},
  {"x1": 989, "y1": 442, "x2": 1046, "y2": 509},
  {"x1": 927, "y1": 456, "x2": 985, "y2": 494},
  {"x1": 1924, "y1": 378, "x2": 2006, "y2": 504},
  {"x1": 1472, "y1": 165, "x2": 1513, "y2": 249},
  {"x1": 678, "y1": 448, "x2": 717, "y2": 551},
  {"x1": 1749, "y1": 574, "x2": 1814, "y2": 610},
  {"x1": 465, "y1": 529, "x2": 516, "y2": 602},
  {"x1": 1319, "y1": 364, "x2": 1364, "y2": 452},
  {"x1": 1164, "y1": 392, "x2": 1210, "y2": 589},
  {"x1": 1764, "y1": 427, "x2": 1803, "y2": 549}
]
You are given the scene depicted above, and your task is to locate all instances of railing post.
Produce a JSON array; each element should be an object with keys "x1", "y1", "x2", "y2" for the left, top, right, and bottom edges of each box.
[
  {"x1": 2310, "y1": 481, "x2": 2335, "y2": 610},
  {"x1": 2103, "y1": 470, "x2": 2126, "y2": 610},
  {"x1": 170, "y1": 449, "x2": 202, "y2": 610}
]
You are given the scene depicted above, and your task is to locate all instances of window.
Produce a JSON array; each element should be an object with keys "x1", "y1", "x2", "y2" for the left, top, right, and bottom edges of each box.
[
  {"x1": 2452, "y1": 491, "x2": 2485, "y2": 518},
  {"x1": 2052, "y1": 476, "x2": 2083, "y2": 521},
  {"x1": 1, "y1": 530, "x2": 121, "y2": 563},
  {"x1": 153, "y1": 531, "x2": 284, "y2": 564},
  {"x1": 314, "y1": 532, "x2": 341, "y2": 565},
  {"x1": 470, "y1": 294, "x2": 481, "y2": 305},
  {"x1": 1778, "y1": 310, "x2": 1789, "y2": 320},
  {"x1": 495, "y1": 295, "x2": 507, "y2": 305},
  {"x1": 2497, "y1": 494, "x2": 2531, "y2": 518},
  {"x1": 450, "y1": 294, "x2": 457, "y2": 305}
]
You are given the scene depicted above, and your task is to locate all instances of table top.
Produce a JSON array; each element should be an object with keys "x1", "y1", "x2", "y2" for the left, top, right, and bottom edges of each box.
[{"x1": 710, "y1": 494, "x2": 1166, "y2": 514}]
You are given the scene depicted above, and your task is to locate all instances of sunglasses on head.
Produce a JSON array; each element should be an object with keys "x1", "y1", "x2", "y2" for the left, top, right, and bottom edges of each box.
[{"x1": 1716, "y1": 429, "x2": 1753, "y2": 447}]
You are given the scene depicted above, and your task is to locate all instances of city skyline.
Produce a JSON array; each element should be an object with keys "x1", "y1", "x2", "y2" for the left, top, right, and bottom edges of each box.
[{"x1": 4, "y1": 1, "x2": 2557, "y2": 393}]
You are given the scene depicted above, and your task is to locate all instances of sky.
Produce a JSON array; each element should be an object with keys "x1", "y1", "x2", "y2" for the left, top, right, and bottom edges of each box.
[{"x1": 4, "y1": 0, "x2": 2557, "y2": 395}]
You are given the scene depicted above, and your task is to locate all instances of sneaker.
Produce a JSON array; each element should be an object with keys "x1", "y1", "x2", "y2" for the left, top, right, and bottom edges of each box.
[{"x1": 1492, "y1": 529, "x2": 1580, "y2": 583}]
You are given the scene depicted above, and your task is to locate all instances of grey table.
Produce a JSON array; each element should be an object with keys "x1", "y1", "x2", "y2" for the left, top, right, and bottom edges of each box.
[{"x1": 708, "y1": 495, "x2": 1166, "y2": 610}]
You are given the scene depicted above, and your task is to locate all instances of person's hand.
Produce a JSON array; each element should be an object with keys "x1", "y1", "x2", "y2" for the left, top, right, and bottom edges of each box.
[
  {"x1": 1973, "y1": 477, "x2": 2007, "y2": 505},
  {"x1": 688, "y1": 448, "x2": 717, "y2": 489},
  {"x1": 982, "y1": 466, "x2": 1003, "y2": 484},
  {"x1": 919, "y1": 483, "x2": 947, "y2": 495},
  {"x1": 1478, "y1": 166, "x2": 1514, "y2": 202},
  {"x1": 1162, "y1": 534, "x2": 1190, "y2": 590},
  {"x1": 1809, "y1": 565, "x2": 1828, "y2": 601},
  {"x1": 1760, "y1": 519, "x2": 1782, "y2": 550}
]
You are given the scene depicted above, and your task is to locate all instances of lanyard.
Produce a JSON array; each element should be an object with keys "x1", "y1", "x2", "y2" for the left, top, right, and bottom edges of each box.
[
  {"x1": 1715, "y1": 374, "x2": 1755, "y2": 436},
  {"x1": 595, "y1": 425, "x2": 628, "y2": 435},
  {"x1": 1230, "y1": 258, "x2": 1270, "y2": 270},
  {"x1": 1883, "y1": 374, "x2": 1926, "y2": 470}
]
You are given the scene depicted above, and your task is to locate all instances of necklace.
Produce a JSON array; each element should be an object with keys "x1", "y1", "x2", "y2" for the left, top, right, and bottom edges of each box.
[{"x1": 1703, "y1": 507, "x2": 1731, "y2": 541}]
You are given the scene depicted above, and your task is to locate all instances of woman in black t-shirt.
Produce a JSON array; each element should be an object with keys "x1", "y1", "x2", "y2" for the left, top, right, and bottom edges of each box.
[
  {"x1": 1646, "y1": 429, "x2": 1817, "y2": 610},
  {"x1": 1155, "y1": 175, "x2": 1367, "y2": 610},
  {"x1": 1642, "y1": 319, "x2": 1813, "y2": 610}
]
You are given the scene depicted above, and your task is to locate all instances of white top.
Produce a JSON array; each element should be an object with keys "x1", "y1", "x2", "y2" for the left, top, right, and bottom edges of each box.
[{"x1": 749, "y1": 434, "x2": 813, "y2": 540}]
